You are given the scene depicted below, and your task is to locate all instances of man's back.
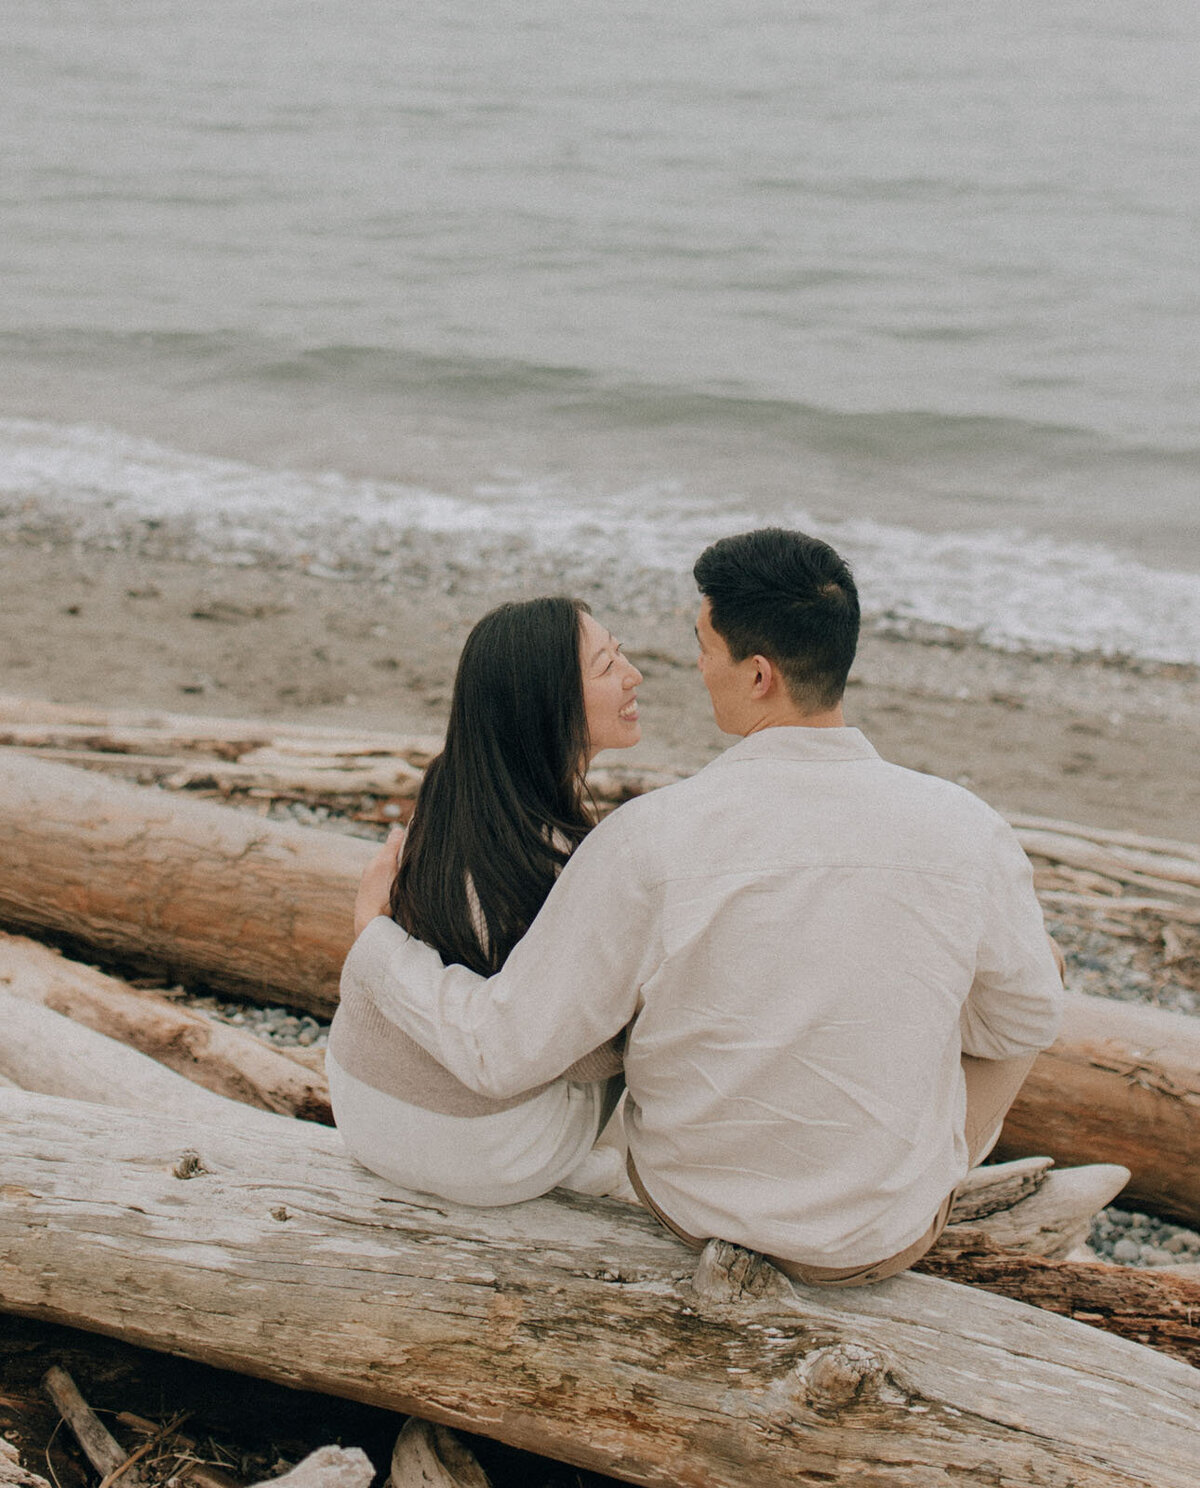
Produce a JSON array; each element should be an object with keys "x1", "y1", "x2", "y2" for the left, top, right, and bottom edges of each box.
[
  {"x1": 606, "y1": 725, "x2": 1062, "y2": 1267},
  {"x1": 345, "y1": 722, "x2": 1062, "y2": 1267}
]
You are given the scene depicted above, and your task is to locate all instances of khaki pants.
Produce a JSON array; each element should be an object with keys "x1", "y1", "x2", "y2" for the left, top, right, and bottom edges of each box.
[{"x1": 628, "y1": 1050, "x2": 1039, "y2": 1288}]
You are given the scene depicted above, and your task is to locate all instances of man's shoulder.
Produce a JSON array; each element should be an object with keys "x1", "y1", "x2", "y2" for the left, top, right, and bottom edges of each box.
[
  {"x1": 875, "y1": 755, "x2": 1002, "y2": 813},
  {"x1": 868, "y1": 756, "x2": 1021, "y2": 864},
  {"x1": 592, "y1": 770, "x2": 700, "y2": 831},
  {"x1": 879, "y1": 751, "x2": 1011, "y2": 812},
  {"x1": 582, "y1": 764, "x2": 719, "y2": 855}
]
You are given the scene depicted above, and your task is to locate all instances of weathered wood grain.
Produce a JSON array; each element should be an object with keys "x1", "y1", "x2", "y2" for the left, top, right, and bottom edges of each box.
[
  {"x1": 0, "y1": 1439, "x2": 50, "y2": 1488},
  {"x1": 0, "y1": 992, "x2": 334, "y2": 1148},
  {"x1": 947, "y1": 1162, "x2": 1130, "y2": 1259},
  {"x1": 917, "y1": 1231, "x2": 1200, "y2": 1370},
  {"x1": 0, "y1": 753, "x2": 370, "y2": 1013},
  {"x1": 995, "y1": 991, "x2": 1200, "y2": 1227},
  {"x1": 1, "y1": 1090, "x2": 1198, "y2": 1488}
]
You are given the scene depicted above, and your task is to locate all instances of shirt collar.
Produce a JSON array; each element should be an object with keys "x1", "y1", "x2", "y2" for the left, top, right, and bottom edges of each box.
[{"x1": 712, "y1": 725, "x2": 881, "y2": 767}]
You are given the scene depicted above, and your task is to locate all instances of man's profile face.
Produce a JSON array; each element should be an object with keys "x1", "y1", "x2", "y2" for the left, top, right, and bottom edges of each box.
[{"x1": 695, "y1": 598, "x2": 746, "y2": 734}]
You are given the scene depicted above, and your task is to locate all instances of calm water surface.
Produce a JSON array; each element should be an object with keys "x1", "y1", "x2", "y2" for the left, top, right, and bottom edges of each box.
[{"x1": 3, "y1": 0, "x2": 1199, "y2": 657}]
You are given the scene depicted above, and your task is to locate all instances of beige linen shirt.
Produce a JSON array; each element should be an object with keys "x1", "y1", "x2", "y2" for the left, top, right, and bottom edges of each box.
[{"x1": 344, "y1": 726, "x2": 1064, "y2": 1267}]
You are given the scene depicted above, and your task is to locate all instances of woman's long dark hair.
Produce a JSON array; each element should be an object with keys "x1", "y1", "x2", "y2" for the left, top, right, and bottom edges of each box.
[{"x1": 389, "y1": 597, "x2": 594, "y2": 975}]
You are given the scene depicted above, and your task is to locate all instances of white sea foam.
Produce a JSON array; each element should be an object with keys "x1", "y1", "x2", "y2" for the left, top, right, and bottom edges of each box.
[{"x1": 4, "y1": 417, "x2": 1200, "y2": 667}]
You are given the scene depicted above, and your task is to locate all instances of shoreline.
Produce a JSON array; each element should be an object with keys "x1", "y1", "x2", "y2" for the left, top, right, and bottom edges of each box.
[{"x1": 5, "y1": 531, "x2": 1200, "y2": 844}]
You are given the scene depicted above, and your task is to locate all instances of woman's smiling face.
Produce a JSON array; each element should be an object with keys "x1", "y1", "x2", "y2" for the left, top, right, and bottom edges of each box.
[{"x1": 578, "y1": 610, "x2": 642, "y2": 761}]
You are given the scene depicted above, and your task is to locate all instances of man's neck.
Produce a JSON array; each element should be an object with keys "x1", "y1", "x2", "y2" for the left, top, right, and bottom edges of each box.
[{"x1": 742, "y1": 702, "x2": 846, "y2": 735}]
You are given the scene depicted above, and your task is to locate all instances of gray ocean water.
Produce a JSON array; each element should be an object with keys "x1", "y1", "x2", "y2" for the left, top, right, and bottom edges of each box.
[{"x1": 3, "y1": 0, "x2": 1199, "y2": 660}]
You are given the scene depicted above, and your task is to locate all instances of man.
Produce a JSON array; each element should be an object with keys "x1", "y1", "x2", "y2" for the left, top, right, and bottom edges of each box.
[{"x1": 346, "y1": 528, "x2": 1064, "y2": 1284}]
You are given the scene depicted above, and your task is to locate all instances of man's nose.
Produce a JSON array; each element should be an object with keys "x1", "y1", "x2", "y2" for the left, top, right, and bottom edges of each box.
[{"x1": 625, "y1": 661, "x2": 643, "y2": 685}]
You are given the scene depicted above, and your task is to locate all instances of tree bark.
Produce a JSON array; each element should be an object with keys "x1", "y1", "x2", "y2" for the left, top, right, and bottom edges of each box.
[
  {"x1": 0, "y1": 754, "x2": 370, "y2": 1014},
  {"x1": 0, "y1": 932, "x2": 331, "y2": 1123},
  {"x1": 917, "y1": 1230, "x2": 1200, "y2": 1369},
  {"x1": 2, "y1": 1090, "x2": 1198, "y2": 1488},
  {"x1": 997, "y1": 991, "x2": 1200, "y2": 1227}
]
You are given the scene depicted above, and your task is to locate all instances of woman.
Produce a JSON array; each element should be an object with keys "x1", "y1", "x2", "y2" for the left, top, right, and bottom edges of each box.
[{"x1": 328, "y1": 597, "x2": 643, "y2": 1205}]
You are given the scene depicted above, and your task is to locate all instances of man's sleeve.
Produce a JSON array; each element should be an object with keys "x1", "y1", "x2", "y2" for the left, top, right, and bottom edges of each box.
[
  {"x1": 339, "y1": 806, "x2": 659, "y2": 1098},
  {"x1": 960, "y1": 817, "x2": 1065, "y2": 1060}
]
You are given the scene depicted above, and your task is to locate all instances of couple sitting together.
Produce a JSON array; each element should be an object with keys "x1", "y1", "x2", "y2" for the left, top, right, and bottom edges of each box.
[{"x1": 331, "y1": 527, "x2": 1065, "y2": 1287}]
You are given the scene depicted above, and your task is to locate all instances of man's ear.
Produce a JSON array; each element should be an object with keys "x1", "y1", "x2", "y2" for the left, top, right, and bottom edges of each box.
[{"x1": 748, "y1": 653, "x2": 775, "y2": 699}]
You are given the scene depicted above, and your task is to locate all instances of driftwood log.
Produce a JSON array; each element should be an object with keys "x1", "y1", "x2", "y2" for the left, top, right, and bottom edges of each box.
[
  {"x1": 2, "y1": 1089, "x2": 1198, "y2": 1488},
  {"x1": 0, "y1": 991, "x2": 334, "y2": 1149},
  {"x1": 0, "y1": 697, "x2": 672, "y2": 821},
  {"x1": 4, "y1": 695, "x2": 1199, "y2": 902},
  {"x1": 0, "y1": 932, "x2": 330, "y2": 1122},
  {"x1": 916, "y1": 1231, "x2": 1200, "y2": 1369},
  {"x1": 994, "y1": 991, "x2": 1200, "y2": 1227},
  {"x1": 0, "y1": 753, "x2": 369, "y2": 1013},
  {"x1": 2, "y1": 754, "x2": 1200, "y2": 1226},
  {"x1": 6, "y1": 987, "x2": 1177, "y2": 1368}
]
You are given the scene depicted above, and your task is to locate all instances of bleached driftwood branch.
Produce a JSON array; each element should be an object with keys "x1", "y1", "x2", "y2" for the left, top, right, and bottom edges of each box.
[
  {"x1": 388, "y1": 1422, "x2": 491, "y2": 1488},
  {"x1": 0, "y1": 932, "x2": 329, "y2": 1121},
  {"x1": 0, "y1": 697, "x2": 671, "y2": 818},
  {"x1": 42, "y1": 1366, "x2": 147, "y2": 1488},
  {"x1": 0, "y1": 991, "x2": 337, "y2": 1149}
]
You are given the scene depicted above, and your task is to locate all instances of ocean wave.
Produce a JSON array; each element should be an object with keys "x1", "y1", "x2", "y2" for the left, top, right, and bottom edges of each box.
[
  {"x1": 4, "y1": 415, "x2": 1200, "y2": 668},
  {"x1": 8, "y1": 329, "x2": 1199, "y2": 469}
]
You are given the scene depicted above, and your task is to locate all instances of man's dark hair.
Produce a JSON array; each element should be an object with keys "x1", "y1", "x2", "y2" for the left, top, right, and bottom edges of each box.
[{"x1": 693, "y1": 528, "x2": 860, "y2": 710}]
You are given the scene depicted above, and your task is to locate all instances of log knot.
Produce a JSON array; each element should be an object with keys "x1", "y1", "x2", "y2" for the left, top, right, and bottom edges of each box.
[
  {"x1": 172, "y1": 1149, "x2": 211, "y2": 1180},
  {"x1": 795, "y1": 1342, "x2": 889, "y2": 1412},
  {"x1": 692, "y1": 1240, "x2": 794, "y2": 1307}
]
